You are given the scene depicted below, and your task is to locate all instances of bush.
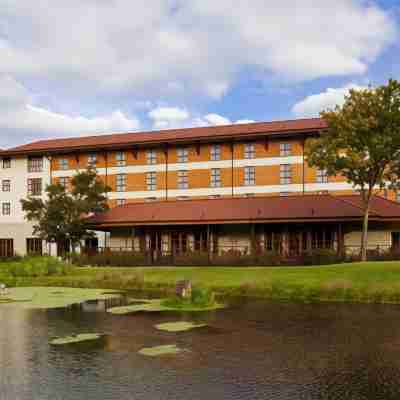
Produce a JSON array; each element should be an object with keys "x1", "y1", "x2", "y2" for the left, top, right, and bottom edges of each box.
[
  {"x1": 302, "y1": 249, "x2": 344, "y2": 266},
  {"x1": 162, "y1": 287, "x2": 216, "y2": 309},
  {"x1": 4, "y1": 256, "x2": 74, "y2": 277},
  {"x1": 72, "y1": 252, "x2": 148, "y2": 267}
]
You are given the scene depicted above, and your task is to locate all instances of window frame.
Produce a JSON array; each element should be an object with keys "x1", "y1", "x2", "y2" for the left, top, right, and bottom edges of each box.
[
  {"x1": 2, "y1": 180, "x2": 10, "y2": 192},
  {"x1": 116, "y1": 151, "x2": 126, "y2": 167},
  {"x1": 146, "y1": 149, "x2": 157, "y2": 165},
  {"x1": 2, "y1": 202, "x2": 11, "y2": 216},
  {"x1": 116, "y1": 173, "x2": 127, "y2": 192},
  {"x1": 146, "y1": 171, "x2": 157, "y2": 191},
  {"x1": 280, "y1": 164, "x2": 292, "y2": 185},
  {"x1": 116, "y1": 199, "x2": 126, "y2": 206},
  {"x1": 316, "y1": 168, "x2": 328, "y2": 184},
  {"x1": 59, "y1": 177, "x2": 69, "y2": 189},
  {"x1": 59, "y1": 158, "x2": 69, "y2": 170},
  {"x1": 87, "y1": 153, "x2": 97, "y2": 167},
  {"x1": 28, "y1": 157, "x2": 43, "y2": 173},
  {"x1": 2, "y1": 158, "x2": 11, "y2": 169},
  {"x1": 177, "y1": 170, "x2": 189, "y2": 189},
  {"x1": 210, "y1": 168, "x2": 221, "y2": 188},
  {"x1": 244, "y1": 166, "x2": 256, "y2": 186},
  {"x1": 244, "y1": 143, "x2": 255, "y2": 159},
  {"x1": 27, "y1": 178, "x2": 42, "y2": 196},
  {"x1": 177, "y1": 148, "x2": 189, "y2": 163},
  {"x1": 210, "y1": 144, "x2": 221, "y2": 161}
]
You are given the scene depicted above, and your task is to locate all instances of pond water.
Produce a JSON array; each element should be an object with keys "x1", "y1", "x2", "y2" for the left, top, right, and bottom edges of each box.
[{"x1": 2, "y1": 296, "x2": 400, "y2": 399}]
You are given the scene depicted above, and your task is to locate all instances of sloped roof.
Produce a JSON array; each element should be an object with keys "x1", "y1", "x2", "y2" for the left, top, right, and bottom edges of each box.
[
  {"x1": 2, "y1": 118, "x2": 326, "y2": 156},
  {"x1": 87, "y1": 194, "x2": 400, "y2": 227}
]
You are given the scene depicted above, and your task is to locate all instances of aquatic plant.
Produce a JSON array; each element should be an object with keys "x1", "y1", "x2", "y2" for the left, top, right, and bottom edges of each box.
[
  {"x1": 50, "y1": 333, "x2": 104, "y2": 345},
  {"x1": 154, "y1": 321, "x2": 206, "y2": 332},
  {"x1": 138, "y1": 344, "x2": 185, "y2": 356}
]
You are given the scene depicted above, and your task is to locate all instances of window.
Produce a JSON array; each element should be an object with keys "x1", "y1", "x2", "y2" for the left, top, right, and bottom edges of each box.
[
  {"x1": 280, "y1": 164, "x2": 291, "y2": 185},
  {"x1": 27, "y1": 178, "x2": 42, "y2": 196},
  {"x1": 28, "y1": 157, "x2": 43, "y2": 172},
  {"x1": 280, "y1": 192, "x2": 290, "y2": 196},
  {"x1": 280, "y1": 143, "x2": 292, "y2": 157},
  {"x1": 87, "y1": 153, "x2": 97, "y2": 167},
  {"x1": 244, "y1": 166, "x2": 255, "y2": 186},
  {"x1": 316, "y1": 168, "x2": 328, "y2": 183},
  {"x1": 2, "y1": 202, "x2": 10, "y2": 216},
  {"x1": 210, "y1": 168, "x2": 221, "y2": 188},
  {"x1": 145, "y1": 197, "x2": 157, "y2": 202},
  {"x1": 0, "y1": 239, "x2": 13, "y2": 257},
  {"x1": 244, "y1": 193, "x2": 255, "y2": 197},
  {"x1": 116, "y1": 151, "x2": 126, "y2": 166},
  {"x1": 178, "y1": 170, "x2": 188, "y2": 189},
  {"x1": 209, "y1": 195, "x2": 221, "y2": 199},
  {"x1": 210, "y1": 145, "x2": 221, "y2": 161},
  {"x1": 59, "y1": 158, "x2": 69, "y2": 170},
  {"x1": 177, "y1": 148, "x2": 189, "y2": 163},
  {"x1": 244, "y1": 143, "x2": 255, "y2": 159},
  {"x1": 146, "y1": 150, "x2": 157, "y2": 165},
  {"x1": 116, "y1": 199, "x2": 126, "y2": 206},
  {"x1": 177, "y1": 196, "x2": 189, "y2": 200},
  {"x1": 116, "y1": 174, "x2": 127, "y2": 192},
  {"x1": 2, "y1": 158, "x2": 11, "y2": 169},
  {"x1": 27, "y1": 238, "x2": 42, "y2": 256},
  {"x1": 146, "y1": 171, "x2": 157, "y2": 191},
  {"x1": 59, "y1": 177, "x2": 69, "y2": 189},
  {"x1": 2, "y1": 180, "x2": 10, "y2": 192}
]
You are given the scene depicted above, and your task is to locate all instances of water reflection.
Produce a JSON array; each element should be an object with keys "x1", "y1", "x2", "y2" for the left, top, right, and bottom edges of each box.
[{"x1": 2, "y1": 299, "x2": 400, "y2": 399}]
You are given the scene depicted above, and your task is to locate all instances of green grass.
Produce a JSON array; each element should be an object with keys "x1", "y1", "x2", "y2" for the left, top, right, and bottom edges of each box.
[{"x1": 2, "y1": 261, "x2": 400, "y2": 303}]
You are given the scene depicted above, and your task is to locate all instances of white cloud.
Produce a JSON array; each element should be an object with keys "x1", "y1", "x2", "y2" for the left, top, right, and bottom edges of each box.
[
  {"x1": 292, "y1": 84, "x2": 367, "y2": 117},
  {"x1": 0, "y1": 0, "x2": 396, "y2": 101}
]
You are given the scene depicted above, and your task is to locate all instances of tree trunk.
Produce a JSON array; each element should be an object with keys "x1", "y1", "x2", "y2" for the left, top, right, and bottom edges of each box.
[{"x1": 360, "y1": 199, "x2": 371, "y2": 262}]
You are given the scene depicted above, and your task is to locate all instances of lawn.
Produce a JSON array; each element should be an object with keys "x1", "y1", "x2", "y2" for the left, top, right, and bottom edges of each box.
[{"x1": 2, "y1": 261, "x2": 400, "y2": 303}]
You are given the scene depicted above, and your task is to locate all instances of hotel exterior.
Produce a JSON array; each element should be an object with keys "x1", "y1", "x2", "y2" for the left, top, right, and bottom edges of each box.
[{"x1": 1, "y1": 117, "x2": 400, "y2": 259}]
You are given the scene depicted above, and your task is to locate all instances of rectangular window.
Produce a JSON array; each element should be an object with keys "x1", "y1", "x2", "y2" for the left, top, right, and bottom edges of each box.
[
  {"x1": 177, "y1": 148, "x2": 189, "y2": 163},
  {"x1": 316, "y1": 168, "x2": 328, "y2": 183},
  {"x1": 244, "y1": 143, "x2": 255, "y2": 159},
  {"x1": 178, "y1": 170, "x2": 188, "y2": 189},
  {"x1": 280, "y1": 192, "x2": 290, "y2": 196},
  {"x1": 210, "y1": 168, "x2": 221, "y2": 188},
  {"x1": 87, "y1": 153, "x2": 97, "y2": 167},
  {"x1": 116, "y1": 151, "x2": 126, "y2": 166},
  {"x1": 27, "y1": 238, "x2": 43, "y2": 256},
  {"x1": 116, "y1": 174, "x2": 127, "y2": 192},
  {"x1": 2, "y1": 202, "x2": 11, "y2": 216},
  {"x1": 2, "y1": 158, "x2": 11, "y2": 169},
  {"x1": 2, "y1": 180, "x2": 10, "y2": 192},
  {"x1": 59, "y1": 177, "x2": 69, "y2": 189},
  {"x1": 146, "y1": 149, "x2": 157, "y2": 165},
  {"x1": 280, "y1": 143, "x2": 292, "y2": 157},
  {"x1": 146, "y1": 171, "x2": 157, "y2": 191},
  {"x1": 116, "y1": 199, "x2": 126, "y2": 206},
  {"x1": 28, "y1": 157, "x2": 43, "y2": 173},
  {"x1": 280, "y1": 164, "x2": 292, "y2": 185},
  {"x1": 27, "y1": 178, "x2": 42, "y2": 196},
  {"x1": 210, "y1": 145, "x2": 221, "y2": 161},
  {"x1": 0, "y1": 239, "x2": 13, "y2": 257},
  {"x1": 59, "y1": 158, "x2": 69, "y2": 170},
  {"x1": 244, "y1": 166, "x2": 255, "y2": 186}
]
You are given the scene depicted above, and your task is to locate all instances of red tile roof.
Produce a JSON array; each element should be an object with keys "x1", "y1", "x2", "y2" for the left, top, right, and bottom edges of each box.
[
  {"x1": 2, "y1": 118, "x2": 326, "y2": 156},
  {"x1": 87, "y1": 194, "x2": 400, "y2": 227}
]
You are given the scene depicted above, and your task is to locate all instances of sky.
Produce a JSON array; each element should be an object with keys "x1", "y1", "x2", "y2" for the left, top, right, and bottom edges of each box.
[{"x1": 0, "y1": 0, "x2": 399, "y2": 148}]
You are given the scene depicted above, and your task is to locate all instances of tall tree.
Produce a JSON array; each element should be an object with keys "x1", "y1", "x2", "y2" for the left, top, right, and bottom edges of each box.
[
  {"x1": 306, "y1": 79, "x2": 400, "y2": 261},
  {"x1": 22, "y1": 167, "x2": 110, "y2": 255}
]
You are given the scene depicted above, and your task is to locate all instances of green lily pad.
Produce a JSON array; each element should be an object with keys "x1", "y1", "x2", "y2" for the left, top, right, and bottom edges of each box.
[
  {"x1": 155, "y1": 321, "x2": 207, "y2": 332},
  {"x1": 50, "y1": 333, "x2": 104, "y2": 345},
  {"x1": 138, "y1": 344, "x2": 185, "y2": 356},
  {"x1": 0, "y1": 287, "x2": 121, "y2": 309}
]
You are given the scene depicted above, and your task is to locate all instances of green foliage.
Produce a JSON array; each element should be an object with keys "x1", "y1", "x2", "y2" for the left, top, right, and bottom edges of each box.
[
  {"x1": 162, "y1": 287, "x2": 217, "y2": 309},
  {"x1": 72, "y1": 252, "x2": 148, "y2": 267},
  {"x1": 302, "y1": 249, "x2": 344, "y2": 266}
]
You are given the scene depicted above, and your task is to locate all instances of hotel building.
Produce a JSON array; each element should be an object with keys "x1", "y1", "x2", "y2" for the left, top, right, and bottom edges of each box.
[{"x1": 1, "y1": 117, "x2": 400, "y2": 258}]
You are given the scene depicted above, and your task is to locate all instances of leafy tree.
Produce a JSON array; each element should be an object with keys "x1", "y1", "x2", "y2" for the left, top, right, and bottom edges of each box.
[
  {"x1": 306, "y1": 79, "x2": 400, "y2": 261},
  {"x1": 22, "y1": 167, "x2": 110, "y2": 255}
]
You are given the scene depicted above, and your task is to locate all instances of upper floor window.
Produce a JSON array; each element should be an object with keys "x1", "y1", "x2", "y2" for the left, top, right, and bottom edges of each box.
[
  {"x1": 116, "y1": 151, "x2": 126, "y2": 167},
  {"x1": 59, "y1": 158, "x2": 69, "y2": 170},
  {"x1": 146, "y1": 171, "x2": 157, "y2": 191},
  {"x1": 210, "y1": 145, "x2": 221, "y2": 161},
  {"x1": 177, "y1": 170, "x2": 188, "y2": 189},
  {"x1": 244, "y1": 193, "x2": 255, "y2": 197},
  {"x1": 2, "y1": 158, "x2": 11, "y2": 169},
  {"x1": 280, "y1": 164, "x2": 292, "y2": 185},
  {"x1": 177, "y1": 196, "x2": 189, "y2": 201},
  {"x1": 145, "y1": 197, "x2": 157, "y2": 202},
  {"x1": 280, "y1": 192, "x2": 290, "y2": 197},
  {"x1": 210, "y1": 168, "x2": 221, "y2": 188},
  {"x1": 147, "y1": 149, "x2": 157, "y2": 165},
  {"x1": 280, "y1": 143, "x2": 292, "y2": 157},
  {"x1": 59, "y1": 177, "x2": 69, "y2": 189},
  {"x1": 116, "y1": 174, "x2": 127, "y2": 192},
  {"x1": 2, "y1": 180, "x2": 10, "y2": 192},
  {"x1": 244, "y1": 166, "x2": 255, "y2": 186},
  {"x1": 27, "y1": 178, "x2": 42, "y2": 196},
  {"x1": 316, "y1": 168, "x2": 328, "y2": 183},
  {"x1": 244, "y1": 143, "x2": 255, "y2": 159},
  {"x1": 177, "y1": 148, "x2": 189, "y2": 163},
  {"x1": 116, "y1": 199, "x2": 126, "y2": 206},
  {"x1": 87, "y1": 153, "x2": 97, "y2": 167},
  {"x1": 28, "y1": 157, "x2": 43, "y2": 173},
  {"x1": 2, "y1": 202, "x2": 10, "y2": 216}
]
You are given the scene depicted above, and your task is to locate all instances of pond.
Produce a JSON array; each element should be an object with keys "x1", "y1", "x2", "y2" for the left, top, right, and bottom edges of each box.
[{"x1": 2, "y1": 294, "x2": 400, "y2": 399}]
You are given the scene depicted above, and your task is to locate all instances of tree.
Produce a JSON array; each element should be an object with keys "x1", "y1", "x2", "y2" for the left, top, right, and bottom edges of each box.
[
  {"x1": 22, "y1": 167, "x2": 110, "y2": 255},
  {"x1": 306, "y1": 79, "x2": 400, "y2": 261}
]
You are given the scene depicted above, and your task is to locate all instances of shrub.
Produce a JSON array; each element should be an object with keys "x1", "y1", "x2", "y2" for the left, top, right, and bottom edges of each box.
[
  {"x1": 73, "y1": 252, "x2": 148, "y2": 267},
  {"x1": 302, "y1": 249, "x2": 344, "y2": 266},
  {"x1": 4, "y1": 256, "x2": 74, "y2": 277}
]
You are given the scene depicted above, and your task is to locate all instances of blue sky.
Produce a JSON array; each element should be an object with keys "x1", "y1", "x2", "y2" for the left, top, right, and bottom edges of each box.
[{"x1": 0, "y1": 0, "x2": 399, "y2": 148}]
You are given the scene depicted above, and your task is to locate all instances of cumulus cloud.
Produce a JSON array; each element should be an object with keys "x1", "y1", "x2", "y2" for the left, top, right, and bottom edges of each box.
[
  {"x1": 292, "y1": 84, "x2": 367, "y2": 117},
  {"x1": 0, "y1": 1, "x2": 396, "y2": 101}
]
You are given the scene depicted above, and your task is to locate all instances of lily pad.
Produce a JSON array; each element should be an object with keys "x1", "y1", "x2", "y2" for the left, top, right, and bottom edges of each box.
[
  {"x1": 50, "y1": 333, "x2": 104, "y2": 345},
  {"x1": 0, "y1": 287, "x2": 121, "y2": 309},
  {"x1": 108, "y1": 298, "x2": 224, "y2": 315},
  {"x1": 155, "y1": 321, "x2": 207, "y2": 332},
  {"x1": 138, "y1": 344, "x2": 185, "y2": 356}
]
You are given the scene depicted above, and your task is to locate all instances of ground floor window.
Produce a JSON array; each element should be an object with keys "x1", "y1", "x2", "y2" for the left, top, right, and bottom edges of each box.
[
  {"x1": 0, "y1": 239, "x2": 14, "y2": 257},
  {"x1": 27, "y1": 238, "x2": 43, "y2": 255}
]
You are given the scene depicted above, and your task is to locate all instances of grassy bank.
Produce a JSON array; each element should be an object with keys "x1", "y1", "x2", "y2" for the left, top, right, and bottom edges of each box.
[{"x1": 2, "y1": 261, "x2": 400, "y2": 303}]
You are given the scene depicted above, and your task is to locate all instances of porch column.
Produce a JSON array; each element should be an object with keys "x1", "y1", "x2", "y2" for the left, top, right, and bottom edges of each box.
[
  {"x1": 281, "y1": 226, "x2": 289, "y2": 257},
  {"x1": 250, "y1": 223, "x2": 256, "y2": 255},
  {"x1": 337, "y1": 223, "x2": 345, "y2": 256}
]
